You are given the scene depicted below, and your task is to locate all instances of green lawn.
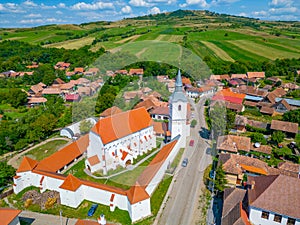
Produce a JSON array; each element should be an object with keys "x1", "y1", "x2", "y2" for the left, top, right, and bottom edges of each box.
[{"x1": 16, "y1": 140, "x2": 68, "y2": 165}]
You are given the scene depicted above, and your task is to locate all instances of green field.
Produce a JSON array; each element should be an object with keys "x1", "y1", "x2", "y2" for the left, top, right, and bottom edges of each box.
[{"x1": 1, "y1": 10, "x2": 300, "y2": 63}]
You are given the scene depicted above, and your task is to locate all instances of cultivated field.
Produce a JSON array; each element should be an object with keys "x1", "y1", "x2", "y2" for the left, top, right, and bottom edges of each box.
[{"x1": 201, "y1": 41, "x2": 235, "y2": 62}]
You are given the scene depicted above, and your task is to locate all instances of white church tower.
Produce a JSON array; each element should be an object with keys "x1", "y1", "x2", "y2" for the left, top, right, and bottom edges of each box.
[{"x1": 169, "y1": 70, "x2": 190, "y2": 148}]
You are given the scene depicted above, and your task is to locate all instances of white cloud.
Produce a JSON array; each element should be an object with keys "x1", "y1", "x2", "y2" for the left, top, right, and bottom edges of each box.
[
  {"x1": 5, "y1": 3, "x2": 17, "y2": 9},
  {"x1": 23, "y1": 0, "x2": 37, "y2": 7},
  {"x1": 57, "y1": 3, "x2": 66, "y2": 8},
  {"x1": 121, "y1": 5, "x2": 132, "y2": 14},
  {"x1": 129, "y1": 0, "x2": 152, "y2": 7},
  {"x1": 179, "y1": 0, "x2": 208, "y2": 7},
  {"x1": 46, "y1": 18, "x2": 64, "y2": 23},
  {"x1": 40, "y1": 3, "x2": 57, "y2": 9},
  {"x1": 252, "y1": 10, "x2": 268, "y2": 17},
  {"x1": 269, "y1": 0, "x2": 293, "y2": 7},
  {"x1": 0, "y1": 4, "x2": 6, "y2": 11},
  {"x1": 71, "y1": 2, "x2": 114, "y2": 10},
  {"x1": 148, "y1": 0, "x2": 176, "y2": 4},
  {"x1": 25, "y1": 13, "x2": 42, "y2": 18},
  {"x1": 269, "y1": 6, "x2": 297, "y2": 14},
  {"x1": 148, "y1": 6, "x2": 160, "y2": 14},
  {"x1": 56, "y1": 10, "x2": 63, "y2": 15},
  {"x1": 19, "y1": 19, "x2": 43, "y2": 24},
  {"x1": 238, "y1": 12, "x2": 247, "y2": 17}
]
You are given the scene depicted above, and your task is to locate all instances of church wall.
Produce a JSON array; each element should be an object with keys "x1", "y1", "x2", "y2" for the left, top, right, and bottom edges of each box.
[{"x1": 128, "y1": 198, "x2": 151, "y2": 222}]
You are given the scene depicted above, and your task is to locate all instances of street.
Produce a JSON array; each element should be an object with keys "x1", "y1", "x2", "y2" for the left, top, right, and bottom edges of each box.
[{"x1": 157, "y1": 95, "x2": 213, "y2": 225}]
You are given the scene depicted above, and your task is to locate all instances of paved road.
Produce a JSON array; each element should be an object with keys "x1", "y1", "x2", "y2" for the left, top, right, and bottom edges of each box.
[{"x1": 157, "y1": 96, "x2": 213, "y2": 225}]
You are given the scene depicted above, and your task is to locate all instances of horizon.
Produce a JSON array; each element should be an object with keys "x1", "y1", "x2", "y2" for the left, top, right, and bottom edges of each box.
[{"x1": 0, "y1": 0, "x2": 299, "y2": 28}]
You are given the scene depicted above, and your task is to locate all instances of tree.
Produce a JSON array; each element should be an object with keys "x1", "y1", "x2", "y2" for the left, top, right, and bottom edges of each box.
[
  {"x1": 0, "y1": 161, "x2": 15, "y2": 187},
  {"x1": 191, "y1": 119, "x2": 197, "y2": 128},
  {"x1": 283, "y1": 109, "x2": 300, "y2": 125},
  {"x1": 271, "y1": 131, "x2": 285, "y2": 144},
  {"x1": 214, "y1": 162, "x2": 228, "y2": 193},
  {"x1": 6, "y1": 89, "x2": 27, "y2": 108},
  {"x1": 250, "y1": 132, "x2": 267, "y2": 145},
  {"x1": 209, "y1": 103, "x2": 227, "y2": 139},
  {"x1": 79, "y1": 119, "x2": 93, "y2": 134}
]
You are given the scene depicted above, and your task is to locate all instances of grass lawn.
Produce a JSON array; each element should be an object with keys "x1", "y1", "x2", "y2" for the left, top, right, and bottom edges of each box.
[
  {"x1": 65, "y1": 153, "x2": 158, "y2": 190},
  {"x1": 170, "y1": 148, "x2": 185, "y2": 168},
  {"x1": 16, "y1": 140, "x2": 68, "y2": 165}
]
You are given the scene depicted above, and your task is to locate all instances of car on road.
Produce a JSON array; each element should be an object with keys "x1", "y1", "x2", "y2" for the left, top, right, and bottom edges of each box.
[
  {"x1": 189, "y1": 140, "x2": 194, "y2": 147},
  {"x1": 88, "y1": 204, "x2": 98, "y2": 217},
  {"x1": 181, "y1": 158, "x2": 188, "y2": 167}
]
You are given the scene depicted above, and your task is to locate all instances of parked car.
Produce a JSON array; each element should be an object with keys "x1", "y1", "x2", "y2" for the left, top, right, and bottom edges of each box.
[
  {"x1": 189, "y1": 140, "x2": 194, "y2": 147},
  {"x1": 88, "y1": 204, "x2": 98, "y2": 217},
  {"x1": 182, "y1": 158, "x2": 188, "y2": 167}
]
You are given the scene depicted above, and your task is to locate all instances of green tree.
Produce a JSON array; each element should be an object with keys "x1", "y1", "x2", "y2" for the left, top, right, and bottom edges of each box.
[
  {"x1": 250, "y1": 132, "x2": 267, "y2": 145},
  {"x1": 271, "y1": 131, "x2": 285, "y2": 144},
  {"x1": 283, "y1": 109, "x2": 300, "y2": 125},
  {"x1": 7, "y1": 89, "x2": 27, "y2": 108},
  {"x1": 0, "y1": 161, "x2": 15, "y2": 187},
  {"x1": 209, "y1": 103, "x2": 227, "y2": 139},
  {"x1": 95, "y1": 93, "x2": 116, "y2": 114},
  {"x1": 191, "y1": 119, "x2": 197, "y2": 128},
  {"x1": 79, "y1": 119, "x2": 93, "y2": 134},
  {"x1": 214, "y1": 162, "x2": 228, "y2": 193}
]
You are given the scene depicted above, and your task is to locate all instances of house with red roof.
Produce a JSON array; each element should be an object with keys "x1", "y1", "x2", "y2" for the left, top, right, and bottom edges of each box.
[
  {"x1": 0, "y1": 208, "x2": 22, "y2": 225},
  {"x1": 86, "y1": 107, "x2": 156, "y2": 174}
]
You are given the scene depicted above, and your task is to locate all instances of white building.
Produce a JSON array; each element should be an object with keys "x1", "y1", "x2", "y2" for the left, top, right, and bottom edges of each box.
[
  {"x1": 13, "y1": 139, "x2": 181, "y2": 223},
  {"x1": 169, "y1": 70, "x2": 190, "y2": 148},
  {"x1": 248, "y1": 175, "x2": 300, "y2": 225},
  {"x1": 85, "y1": 107, "x2": 156, "y2": 174}
]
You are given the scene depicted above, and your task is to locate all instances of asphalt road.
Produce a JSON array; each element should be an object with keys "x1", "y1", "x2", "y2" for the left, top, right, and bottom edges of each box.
[{"x1": 157, "y1": 96, "x2": 213, "y2": 225}]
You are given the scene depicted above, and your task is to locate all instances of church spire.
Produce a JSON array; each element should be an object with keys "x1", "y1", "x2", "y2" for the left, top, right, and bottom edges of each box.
[{"x1": 175, "y1": 69, "x2": 183, "y2": 92}]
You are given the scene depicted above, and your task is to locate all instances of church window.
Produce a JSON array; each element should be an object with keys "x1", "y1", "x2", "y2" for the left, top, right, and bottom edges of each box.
[{"x1": 178, "y1": 105, "x2": 181, "y2": 111}]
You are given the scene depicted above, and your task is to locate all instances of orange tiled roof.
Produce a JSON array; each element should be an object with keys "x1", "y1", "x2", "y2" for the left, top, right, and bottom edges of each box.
[
  {"x1": 17, "y1": 156, "x2": 38, "y2": 173},
  {"x1": 88, "y1": 155, "x2": 100, "y2": 166},
  {"x1": 91, "y1": 107, "x2": 153, "y2": 145},
  {"x1": 137, "y1": 140, "x2": 177, "y2": 188},
  {"x1": 182, "y1": 77, "x2": 191, "y2": 85},
  {"x1": 35, "y1": 135, "x2": 89, "y2": 172},
  {"x1": 126, "y1": 182, "x2": 150, "y2": 204},
  {"x1": 240, "y1": 164, "x2": 268, "y2": 175},
  {"x1": 0, "y1": 208, "x2": 22, "y2": 225},
  {"x1": 59, "y1": 174, "x2": 82, "y2": 191},
  {"x1": 247, "y1": 72, "x2": 265, "y2": 79}
]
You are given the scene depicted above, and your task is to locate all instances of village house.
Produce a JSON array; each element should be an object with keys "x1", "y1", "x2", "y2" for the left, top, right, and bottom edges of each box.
[
  {"x1": 246, "y1": 72, "x2": 265, "y2": 80},
  {"x1": 150, "y1": 106, "x2": 169, "y2": 120},
  {"x1": 210, "y1": 74, "x2": 230, "y2": 81},
  {"x1": 54, "y1": 62, "x2": 71, "y2": 70},
  {"x1": 28, "y1": 82, "x2": 46, "y2": 96},
  {"x1": 186, "y1": 86, "x2": 214, "y2": 98},
  {"x1": 27, "y1": 97, "x2": 47, "y2": 107},
  {"x1": 85, "y1": 107, "x2": 156, "y2": 174},
  {"x1": 248, "y1": 175, "x2": 300, "y2": 225},
  {"x1": 152, "y1": 121, "x2": 168, "y2": 138},
  {"x1": 212, "y1": 89, "x2": 246, "y2": 105},
  {"x1": 271, "y1": 120, "x2": 299, "y2": 138},
  {"x1": 84, "y1": 68, "x2": 99, "y2": 76},
  {"x1": 272, "y1": 99, "x2": 292, "y2": 113},
  {"x1": 99, "y1": 106, "x2": 123, "y2": 119},
  {"x1": 0, "y1": 208, "x2": 22, "y2": 225},
  {"x1": 218, "y1": 153, "x2": 278, "y2": 187},
  {"x1": 231, "y1": 74, "x2": 247, "y2": 79},
  {"x1": 217, "y1": 135, "x2": 251, "y2": 154},
  {"x1": 129, "y1": 68, "x2": 144, "y2": 76},
  {"x1": 277, "y1": 161, "x2": 300, "y2": 178},
  {"x1": 221, "y1": 188, "x2": 250, "y2": 225}
]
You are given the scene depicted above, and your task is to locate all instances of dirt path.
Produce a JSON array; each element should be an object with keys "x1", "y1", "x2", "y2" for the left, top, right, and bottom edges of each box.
[
  {"x1": 135, "y1": 47, "x2": 148, "y2": 58},
  {"x1": 7, "y1": 137, "x2": 71, "y2": 169},
  {"x1": 115, "y1": 34, "x2": 141, "y2": 44}
]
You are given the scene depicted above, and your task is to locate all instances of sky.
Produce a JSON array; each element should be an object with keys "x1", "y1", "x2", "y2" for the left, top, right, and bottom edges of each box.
[{"x1": 0, "y1": 0, "x2": 299, "y2": 28}]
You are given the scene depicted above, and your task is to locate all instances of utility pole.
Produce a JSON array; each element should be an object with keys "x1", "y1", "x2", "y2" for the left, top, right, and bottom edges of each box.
[{"x1": 60, "y1": 210, "x2": 63, "y2": 225}]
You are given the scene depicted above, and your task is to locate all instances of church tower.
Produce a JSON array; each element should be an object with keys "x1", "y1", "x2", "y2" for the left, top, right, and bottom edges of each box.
[{"x1": 169, "y1": 70, "x2": 190, "y2": 148}]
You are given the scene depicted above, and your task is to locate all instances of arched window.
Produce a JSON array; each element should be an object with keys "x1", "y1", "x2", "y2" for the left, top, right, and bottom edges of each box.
[{"x1": 178, "y1": 105, "x2": 181, "y2": 111}]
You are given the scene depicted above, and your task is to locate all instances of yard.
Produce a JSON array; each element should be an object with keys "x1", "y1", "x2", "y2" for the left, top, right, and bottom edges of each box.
[{"x1": 15, "y1": 139, "x2": 69, "y2": 166}]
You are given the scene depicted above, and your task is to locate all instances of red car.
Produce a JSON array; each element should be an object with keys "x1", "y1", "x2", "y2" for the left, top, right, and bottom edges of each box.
[{"x1": 189, "y1": 140, "x2": 194, "y2": 147}]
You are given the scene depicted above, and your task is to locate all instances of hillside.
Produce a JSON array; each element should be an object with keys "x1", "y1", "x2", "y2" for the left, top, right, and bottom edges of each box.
[{"x1": 0, "y1": 10, "x2": 300, "y2": 64}]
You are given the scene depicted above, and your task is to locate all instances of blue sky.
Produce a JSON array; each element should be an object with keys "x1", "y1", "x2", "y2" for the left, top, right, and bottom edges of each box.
[{"x1": 0, "y1": 0, "x2": 299, "y2": 27}]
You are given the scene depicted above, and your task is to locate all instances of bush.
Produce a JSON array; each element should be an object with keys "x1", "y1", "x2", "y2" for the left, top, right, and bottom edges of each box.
[
  {"x1": 271, "y1": 131, "x2": 285, "y2": 144},
  {"x1": 250, "y1": 132, "x2": 267, "y2": 145},
  {"x1": 24, "y1": 198, "x2": 32, "y2": 208},
  {"x1": 245, "y1": 124, "x2": 269, "y2": 134}
]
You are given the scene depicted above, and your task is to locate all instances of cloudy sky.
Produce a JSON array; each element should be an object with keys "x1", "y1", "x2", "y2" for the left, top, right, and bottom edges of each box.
[{"x1": 0, "y1": 0, "x2": 299, "y2": 28}]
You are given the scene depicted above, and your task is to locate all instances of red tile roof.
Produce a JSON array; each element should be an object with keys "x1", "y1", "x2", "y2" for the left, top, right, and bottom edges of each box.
[
  {"x1": 260, "y1": 106, "x2": 275, "y2": 115},
  {"x1": 100, "y1": 106, "x2": 123, "y2": 118},
  {"x1": 87, "y1": 155, "x2": 100, "y2": 166},
  {"x1": 248, "y1": 175, "x2": 300, "y2": 219},
  {"x1": 59, "y1": 174, "x2": 82, "y2": 191},
  {"x1": 17, "y1": 156, "x2": 38, "y2": 173},
  {"x1": 126, "y1": 182, "x2": 150, "y2": 204},
  {"x1": 35, "y1": 135, "x2": 89, "y2": 172},
  {"x1": 247, "y1": 72, "x2": 265, "y2": 79},
  {"x1": 231, "y1": 74, "x2": 247, "y2": 79},
  {"x1": 91, "y1": 108, "x2": 153, "y2": 145},
  {"x1": 0, "y1": 208, "x2": 22, "y2": 225},
  {"x1": 212, "y1": 89, "x2": 245, "y2": 104},
  {"x1": 129, "y1": 68, "x2": 144, "y2": 75},
  {"x1": 271, "y1": 120, "x2": 298, "y2": 134},
  {"x1": 137, "y1": 140, "x2": 177, "y2": 188},
  {"x1": 217, "y1": 135, "x2": 251, "y2": 153},
  {"x1": 28, "y1": 97, "x2": 47, "y2": 104}
]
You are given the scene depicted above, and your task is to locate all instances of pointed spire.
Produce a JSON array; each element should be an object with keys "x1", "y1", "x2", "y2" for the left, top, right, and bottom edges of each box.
[{"x1": 175, "y1": 69, "x2": 183, "y2": 92}]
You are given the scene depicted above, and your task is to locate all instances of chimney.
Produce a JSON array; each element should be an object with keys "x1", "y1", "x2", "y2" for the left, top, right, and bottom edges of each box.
[
  {"x1": 98, "y1": 214, "x2": 106, "y2": 225},
  {"x1": 251, "y1": 181, "x2": 255, "y2": 190}
]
